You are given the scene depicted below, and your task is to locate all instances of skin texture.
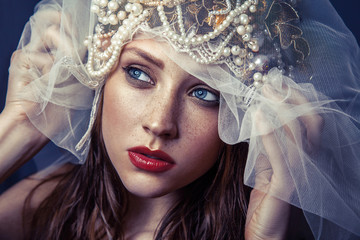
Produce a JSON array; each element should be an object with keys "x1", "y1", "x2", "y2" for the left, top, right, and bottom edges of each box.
[{"x1": 102, "y1": 39, "x2": 223, "y2": 199}]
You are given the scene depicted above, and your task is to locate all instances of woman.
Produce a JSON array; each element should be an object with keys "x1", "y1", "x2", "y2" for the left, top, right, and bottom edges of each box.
[{"x1": 0, "y1": 0, "x2": 359, "y2": 239}]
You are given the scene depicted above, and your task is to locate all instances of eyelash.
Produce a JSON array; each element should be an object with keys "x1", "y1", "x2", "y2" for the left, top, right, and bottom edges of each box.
[
  {"x1": 123, "y1": 66, "x2": 219, "y2": 104},
  {"x1": 124, "y1": 66, "x2": 154, "y2": 85},
  {"x1": 190, "y1": 88, "x2": 219, "y2": 103}
]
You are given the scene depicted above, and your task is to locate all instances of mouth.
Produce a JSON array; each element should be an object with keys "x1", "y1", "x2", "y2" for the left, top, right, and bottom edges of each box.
[{"x1": 127, "y1": 146, "x2": 175, "y2": 172}]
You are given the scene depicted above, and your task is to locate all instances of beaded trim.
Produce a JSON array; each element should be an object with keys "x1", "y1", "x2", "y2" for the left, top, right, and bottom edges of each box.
[{"x1": 85, "y1": 0, "x2": 309, "y2": 89}]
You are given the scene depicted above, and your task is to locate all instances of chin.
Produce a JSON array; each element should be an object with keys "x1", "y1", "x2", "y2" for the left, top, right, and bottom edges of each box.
[
  {"x1": 120, "y1": 174, "x2": 180, "y2": 199},
  {"x1": 125, "y1": 184, "x2": 177, "y2": 199}
]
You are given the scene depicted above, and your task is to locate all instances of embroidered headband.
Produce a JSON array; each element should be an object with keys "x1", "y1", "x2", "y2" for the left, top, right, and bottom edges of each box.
[{"x1": 84, "y1": 0, "x2": 310, "y2": 88}]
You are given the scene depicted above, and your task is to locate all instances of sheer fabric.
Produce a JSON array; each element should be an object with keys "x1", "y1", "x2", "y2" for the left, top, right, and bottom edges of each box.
[{"x1": 11, "y1": 0, "x2": 360, "y2": 238}]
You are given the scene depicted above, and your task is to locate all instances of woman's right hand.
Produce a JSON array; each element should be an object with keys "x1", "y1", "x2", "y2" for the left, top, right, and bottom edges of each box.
[
  {"x1": 0, "y1": 10, "x2": 72, "y2": 182},
  {"x1": 4, "y1": 10, "x2": 72, "y2": 122}
]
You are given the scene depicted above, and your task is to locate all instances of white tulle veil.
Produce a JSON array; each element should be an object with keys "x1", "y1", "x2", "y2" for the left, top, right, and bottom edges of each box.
[{"x1": 12, "y1": 0, "x2": 360, "y2": 239}]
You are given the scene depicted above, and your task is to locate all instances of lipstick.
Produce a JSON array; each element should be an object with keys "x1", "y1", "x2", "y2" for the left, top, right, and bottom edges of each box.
[{"x1": 128, "y1": 146, "x2": 175, "y2": 172}]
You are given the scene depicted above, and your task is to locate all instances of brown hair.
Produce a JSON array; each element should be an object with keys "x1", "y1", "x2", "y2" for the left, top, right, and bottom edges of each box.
[{"x1": 24, "y1": 90, "x2": 250, "y2": 240}]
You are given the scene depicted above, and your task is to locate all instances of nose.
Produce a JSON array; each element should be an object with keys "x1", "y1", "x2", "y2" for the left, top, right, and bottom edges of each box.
[{"x1": 142, "y1": 92, "x2": 179, "y2": 139}]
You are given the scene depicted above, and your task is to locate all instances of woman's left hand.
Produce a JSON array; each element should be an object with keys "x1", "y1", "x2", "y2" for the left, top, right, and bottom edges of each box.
[{"x1": 244, "y1": 84, "x2": 323, "y2": 239}]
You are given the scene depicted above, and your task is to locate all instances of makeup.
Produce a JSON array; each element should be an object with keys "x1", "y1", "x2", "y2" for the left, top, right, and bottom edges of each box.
[{"x1": 128, "y1": 146, "x2": 175, "y2": 172}]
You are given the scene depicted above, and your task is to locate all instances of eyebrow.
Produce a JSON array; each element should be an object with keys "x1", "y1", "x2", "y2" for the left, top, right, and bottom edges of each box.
[{"x1": 123, "y1": 47, "x2": 164, "y2": 69}]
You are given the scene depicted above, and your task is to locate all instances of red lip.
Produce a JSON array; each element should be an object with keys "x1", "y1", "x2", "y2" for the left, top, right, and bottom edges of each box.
[{"x1": 127, "y1": 146, "x2": 175, "y2": 172}]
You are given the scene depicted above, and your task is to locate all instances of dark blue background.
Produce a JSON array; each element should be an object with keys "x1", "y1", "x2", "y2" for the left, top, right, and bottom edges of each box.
[{"x1": 0, "y1": 0, "x2": 359, "y2": 190}]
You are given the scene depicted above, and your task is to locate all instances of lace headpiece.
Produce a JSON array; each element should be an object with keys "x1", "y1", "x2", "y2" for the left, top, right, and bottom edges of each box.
[{"x1": 85, "y1": 0, "x2": 309, "y2": 89}]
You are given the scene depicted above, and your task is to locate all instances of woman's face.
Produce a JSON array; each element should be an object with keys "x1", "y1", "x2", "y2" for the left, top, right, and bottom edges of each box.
[{"x1": 102, "y1": 39, "x2": 222, "y2": 198}]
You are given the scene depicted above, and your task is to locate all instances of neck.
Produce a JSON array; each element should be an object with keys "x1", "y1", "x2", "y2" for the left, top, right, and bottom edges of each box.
[{"x1": 123, "y1": 191, "x2": 180, "y2": 239}]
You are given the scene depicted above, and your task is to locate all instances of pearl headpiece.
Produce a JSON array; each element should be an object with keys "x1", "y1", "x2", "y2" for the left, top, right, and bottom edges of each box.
[{"x1": 85, "y1": 0, "x2": 310, "y2": 88}]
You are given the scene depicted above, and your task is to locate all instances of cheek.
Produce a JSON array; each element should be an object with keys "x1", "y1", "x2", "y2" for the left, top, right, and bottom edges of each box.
[
  {"x1": 178, "y1": 108, "x2": 222, "y2": 178},
  {"x1": 101, "y1": 80, "x2": 134, "y2": 160}
]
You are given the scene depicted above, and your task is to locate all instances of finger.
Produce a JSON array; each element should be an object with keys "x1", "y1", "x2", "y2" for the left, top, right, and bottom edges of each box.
[
  {"x1": 9, "y1": 51, "x2": 54, "y2": 89},
  {"x1": 11, "y1": 51, "x2": 54, "y2": 71},
  {"x1": 32, "y1": 10, "x2": 72, "y2": 36},
  {"x1": 254, "y1": 110, "x2": 291, "y2": 186},
  {"x1": 286, "y1": 88, "x2": 324, "y2": 150},
  {"x1": 262, "y1": 84, "x2": 323, "y2": 150},
  {"x1": 24, "y1": 10, "x2": 74, "y2": 56},
  {"x1": 261, "y1": 85, "x2": 300, "y2": 142},
  {"x1": 26, "y1": 24, "x2": 74, "y2": 56}
]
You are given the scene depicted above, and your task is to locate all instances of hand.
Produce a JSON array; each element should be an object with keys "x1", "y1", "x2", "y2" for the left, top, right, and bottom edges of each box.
[
  {"x1": 3, "y1": 10, "x2": 72, "y2": 123},
  {"x1": 0, "y1": 9, "x2": 73, "y2": 182},
  {"x1": 244, "y1": 84, "x2": 323, "y2": 239}
]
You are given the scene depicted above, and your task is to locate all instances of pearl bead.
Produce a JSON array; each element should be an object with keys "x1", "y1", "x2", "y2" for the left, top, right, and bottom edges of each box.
[
  {"x1": 143, "y1": 9, "x2": 150, "y2": 16},
  {"x1": 117, "y1": 11, "x2": 126, "y2": 20},
  {"x1": 248, "y1": 62, "x2": 256, "y2": 70},
  {"x1": 253, "y1": 55, "x2": 270, "y2": 71},
  {"x1": 218, "y1": 24, "x2": 225, "y2": 31},
  {"x1": 132, "y1": 3, "x2": 143, "y2": 16},
  {"x1": 247, "y1": 52, "x2": 254, "y2": 59},
  {"x1": 223, "y1": 19, "x2": 229, "y2": 26},
  {"x1": 253, "y1": 72, "x2": 263, "y2": 82},
  {"x1": 118, "y1": 26, "x2": 126, "y2": 33},
  {"x1": 242, "y1": 33, "x2": 251, "y2": 42},
  {"x1": 234, "y1": 17, "x2": 240, "y2": 24},
  {"x1": 248, "y1": 40, "x2": 259, "y2": 52},
  {"x1": 251, "y1": 44, "x2": 259, "y2": 52},
  {"x1": 108, "y1": 1, "x2": 119, "y2": 11},
  {"x1": 239, "y1": 49, "x2": 247, "y2": 57},
  {"x1": 254, "y1": 81, "x2": 261, "y2": 88},
  {"x1": 235, "y1": 57, "x2": 243, "y2": 66},
  {"x1": 91, "y1": 5, "x2": 100, "y2": 14},
  {"x1": 231, "y1": 45, "x2": 241, "y2": 55},
  {"x1": 128, "y1": 13, "x2": 135, "y2": 21},
  {"x1": 246, "y1": 25, "x2": 253, "y2": 33},
  {"x1": 160, "y1": 15, "x2": 167, "y2": 22},
  {"x1": 240, "y1": 14, "x2": 249, "y2": 25},
  {"x1": 99, "y1": 0, "x2": 108, "y2": 8},
  {"x1": 223, "y1": 47, "x2": 231, "y2": 57},
  {"x1": 123, "y1": 19, "x2": 130, "y2": 26},
  {"x1": 108, "y1": 14, "x2": 118, "y2": 25},
  {"x1": 249, "y1": 5, "x2": 257, "y2": 13},
  {"x1": 237, "y1": 25, "x2": 246, "y2": 35},
  {"x1": 125, "y1": 3, "x2": 132, "y2": 12}
]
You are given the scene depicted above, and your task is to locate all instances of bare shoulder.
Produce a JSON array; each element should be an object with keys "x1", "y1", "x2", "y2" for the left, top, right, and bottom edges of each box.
[{"x1": 0, "y1": 163, "x2": 74, "y2": 240}]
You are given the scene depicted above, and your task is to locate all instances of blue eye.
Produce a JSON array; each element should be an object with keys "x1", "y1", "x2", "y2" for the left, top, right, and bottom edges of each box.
[
  {"x1": 191, "y1": 88, "x2": 219, "y2": 102},
  {"x1": 127, "y1": 67, "x2": 152, "y2": 83}
]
